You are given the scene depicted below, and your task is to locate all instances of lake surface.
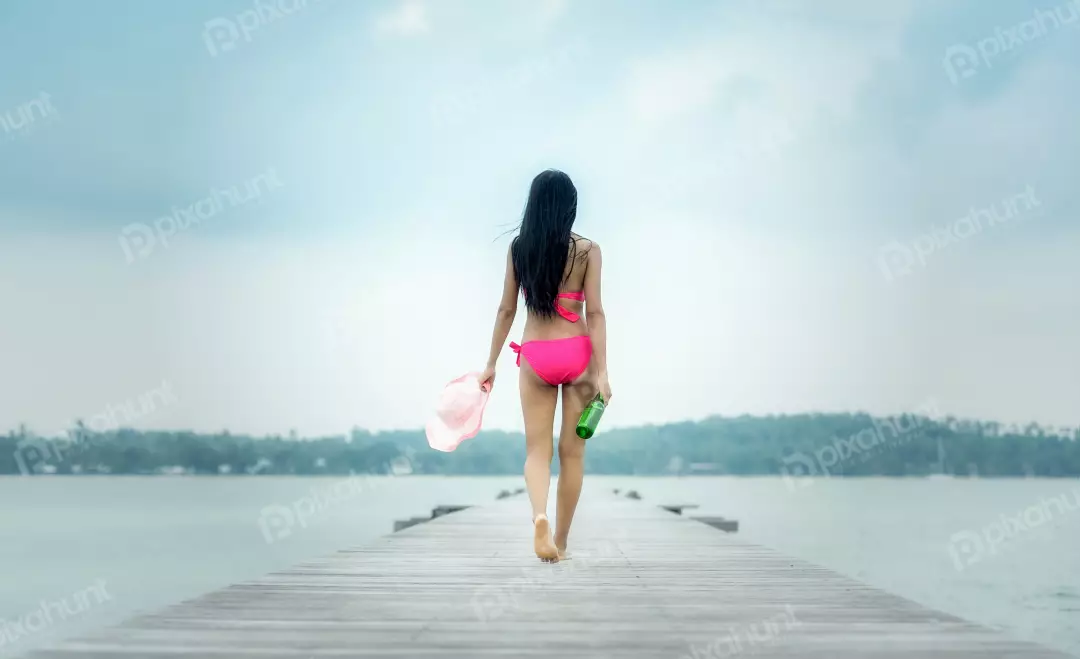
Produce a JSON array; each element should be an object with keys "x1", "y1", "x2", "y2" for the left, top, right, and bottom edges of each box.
[{"x1": 1, "y1": 476, "x2": 1078, "y2": 657}]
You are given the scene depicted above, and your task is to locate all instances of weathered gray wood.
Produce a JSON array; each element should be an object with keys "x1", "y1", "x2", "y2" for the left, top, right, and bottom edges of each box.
[
  {"x1": 691, "y1": 515, "x2": 739, "y2": 533},
  {"x1": 659, "y1": 504, "x2": 701, "y2": 515},
  {"x1": 391, "y1": 516, "x2": 429, "y2": 532},
  {"x1": 431, "y1": 505, "x2": 471, "y2": 518},
  {"x1": 29, "y1": 494, "x2": 1072, "y2": 658}
]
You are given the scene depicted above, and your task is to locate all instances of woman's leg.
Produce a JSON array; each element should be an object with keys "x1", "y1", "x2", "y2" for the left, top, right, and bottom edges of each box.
[
  {"x1": 519, "y1": 358, "x2": 559, "y2": 560},
  {"x1": 554, "y1": 368, "x2": 594, "y2": 556}
]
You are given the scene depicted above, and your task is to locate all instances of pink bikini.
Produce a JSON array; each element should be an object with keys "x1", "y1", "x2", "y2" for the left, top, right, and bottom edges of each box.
[{"x1": 510, "y1": 292, "x2": 593, "y2": 386}]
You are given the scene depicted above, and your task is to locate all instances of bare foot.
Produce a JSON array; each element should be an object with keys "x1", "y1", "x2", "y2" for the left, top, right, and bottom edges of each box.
[
  {"x1": 533, "y1": 515, "x2": 559, "y2": 562},
  {"x1": 555, "y1": 534, "x2": 570, "y2": 560}
]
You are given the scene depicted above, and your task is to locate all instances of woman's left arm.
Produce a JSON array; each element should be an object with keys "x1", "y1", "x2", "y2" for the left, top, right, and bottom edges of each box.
[{"x1": 478, "y1": 245, "x2": 518, "y2": 390}]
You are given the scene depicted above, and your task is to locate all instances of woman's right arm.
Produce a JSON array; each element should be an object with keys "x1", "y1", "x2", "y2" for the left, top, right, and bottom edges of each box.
[{"x1": 583, "y1": 243, "x2": 612, "y2": 402}]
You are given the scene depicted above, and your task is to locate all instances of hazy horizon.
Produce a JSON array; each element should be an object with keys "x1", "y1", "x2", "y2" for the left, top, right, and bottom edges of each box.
[{"x1": 7, "y1": 398, "x2": 1078, "y2": 440}]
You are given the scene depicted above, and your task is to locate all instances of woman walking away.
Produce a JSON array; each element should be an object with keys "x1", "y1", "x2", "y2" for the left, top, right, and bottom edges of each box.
[{"x1": 478, "y1": 169, "x2": 612, "y2": 563}]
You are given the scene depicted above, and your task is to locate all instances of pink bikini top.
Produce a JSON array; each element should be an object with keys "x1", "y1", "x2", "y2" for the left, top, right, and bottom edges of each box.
[
  {"x1": 523, "y1": 290, "x2": 585, "y2": 322},
  {"x1": 553, "y1": 291, "x2": 585, "y2": 322}
]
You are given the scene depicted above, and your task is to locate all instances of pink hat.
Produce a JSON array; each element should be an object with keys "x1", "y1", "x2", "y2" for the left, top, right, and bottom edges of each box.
[{"x1": 425, "y1": 373, "x2": 491, "y2": 452}]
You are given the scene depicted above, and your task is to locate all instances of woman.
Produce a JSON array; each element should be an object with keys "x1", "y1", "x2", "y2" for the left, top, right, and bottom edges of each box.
[{"x1": 478, "y1": 169, "x2": 611, "y2": 563}]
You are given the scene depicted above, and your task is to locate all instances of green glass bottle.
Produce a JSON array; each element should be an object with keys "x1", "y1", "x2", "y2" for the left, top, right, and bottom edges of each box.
[{"x1": 576, "y1": 393, "x2": 606, "y2": 439}]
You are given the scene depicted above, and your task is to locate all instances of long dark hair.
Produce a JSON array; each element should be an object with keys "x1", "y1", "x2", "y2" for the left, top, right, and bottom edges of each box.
[{"x1": 511, "y1": 170, "x2": 580, "y2": 318}]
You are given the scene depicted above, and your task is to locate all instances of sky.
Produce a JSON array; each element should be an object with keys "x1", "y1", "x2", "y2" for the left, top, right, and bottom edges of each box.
[{"x1": 1, "y1": 0, "x2": 1078, "y2": 437}]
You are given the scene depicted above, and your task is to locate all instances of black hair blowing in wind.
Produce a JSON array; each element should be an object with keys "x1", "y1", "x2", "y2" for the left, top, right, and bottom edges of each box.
[{"x1": 511, "y1": 170, "x2": 580, "y2": 319}]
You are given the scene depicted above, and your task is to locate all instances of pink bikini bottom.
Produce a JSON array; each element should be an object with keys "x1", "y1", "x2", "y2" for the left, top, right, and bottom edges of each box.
[{"x1": 510, "y1": 336, "x2": 593, "y2": 386}]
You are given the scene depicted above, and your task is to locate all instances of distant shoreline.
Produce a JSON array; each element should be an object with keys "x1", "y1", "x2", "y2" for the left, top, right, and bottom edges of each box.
[
  {"x1": 5, "y1": 413, "x2": 1078, "y2": 477},
  {"x1": 3, "y1": 473, "x2": 1078, "y2": 479}
]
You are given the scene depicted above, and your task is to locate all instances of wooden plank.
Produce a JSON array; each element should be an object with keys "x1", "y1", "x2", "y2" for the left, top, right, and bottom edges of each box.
[
  {"x1": 690, "y1": 515, "x2": 739, "y2": 532},
  {"x1": 658, "y1": 504, "x2": 701, "y2": 515},
  {"x1": 430, "y1": 506, "x2": 471, "y2": 518},
  {"x1": 28, "y1": 494, "x2": 1072, "y2": 658}
]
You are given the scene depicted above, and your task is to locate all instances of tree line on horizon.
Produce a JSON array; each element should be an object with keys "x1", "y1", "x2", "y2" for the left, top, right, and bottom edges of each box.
[{"x1": 1, "y1": 413, "x2": 1078, "y2": 477}]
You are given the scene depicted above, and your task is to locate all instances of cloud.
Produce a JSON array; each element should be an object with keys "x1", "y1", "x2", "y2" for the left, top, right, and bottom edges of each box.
[
  {"x1": 375, "y1": 0, "x2": 429, "y2": 37},
  {"x1": 622, "y1": 6, "x2": 913, "y2": 131},
  {"x1": 535, "y1": 0, "x2": 569, "y2": 29},
  {"x1": 623, "y1": 46, "x2": 731, "y2": 128}
]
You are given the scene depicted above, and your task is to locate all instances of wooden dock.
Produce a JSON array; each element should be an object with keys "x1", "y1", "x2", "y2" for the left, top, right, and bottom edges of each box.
[{"x1": 30, "y1": 493, "x2": 1071, "y2": 658}]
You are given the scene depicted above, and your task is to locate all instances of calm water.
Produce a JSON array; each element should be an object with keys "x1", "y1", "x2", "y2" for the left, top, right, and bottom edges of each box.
[{"x1": 1, "y1": 476, "x2": 1078, "y2": 657}]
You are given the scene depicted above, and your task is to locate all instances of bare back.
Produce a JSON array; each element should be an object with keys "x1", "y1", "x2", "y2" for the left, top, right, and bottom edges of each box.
[{"x1": 521, "y1": 233, "x2": 595, "y2": 342}]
